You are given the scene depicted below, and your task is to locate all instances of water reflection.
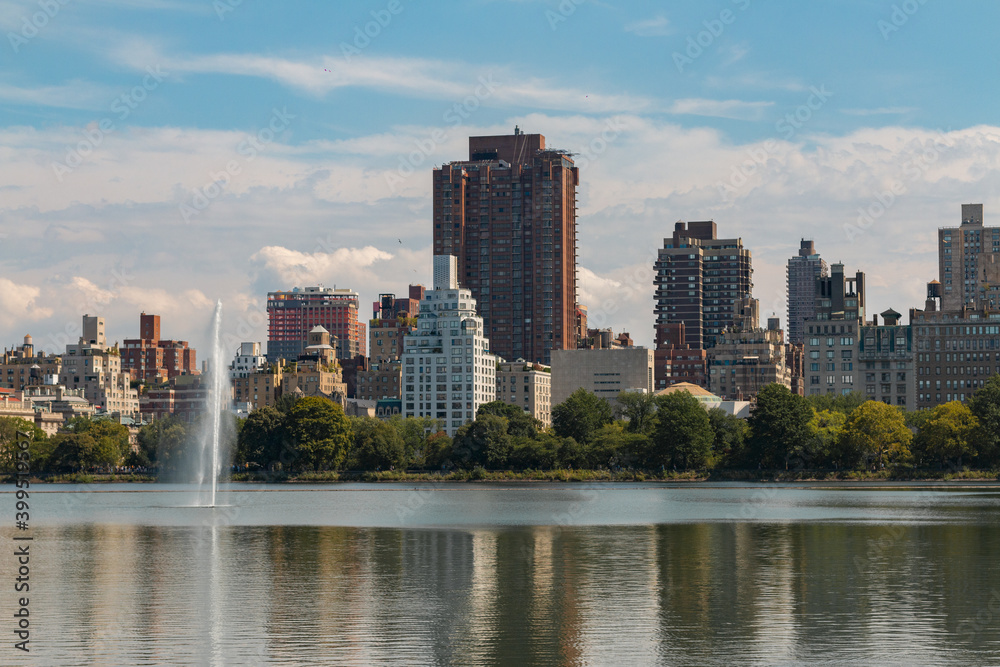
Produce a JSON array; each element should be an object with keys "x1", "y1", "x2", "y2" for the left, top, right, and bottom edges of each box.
[{"x1": 5, "y1": 519, "x2": 1000, "y2": 665}]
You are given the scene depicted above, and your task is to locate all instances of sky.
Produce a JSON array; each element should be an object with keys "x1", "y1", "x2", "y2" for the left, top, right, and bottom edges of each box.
[{"x1": 2, "y1": 0, "x2": 1000, "y2": 362}]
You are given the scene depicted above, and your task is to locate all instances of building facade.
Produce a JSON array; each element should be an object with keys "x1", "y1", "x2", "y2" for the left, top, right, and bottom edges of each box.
[
  {"x1": 550, "y1": 347, "x2": 654, "y2": 408},
  {"x1": 402, "y1": 256, "x2": 496, "y2": 435},
  {"x1": 433, "y1": 129, "x2": 579, "y2": 364},
  {"x1": 122, "y1": 313, "x2": 198, "y2": 384},
  {"x1": 266, "y1": 286, "x2": 365, "y2": 362},
  {"x1": 803, "y1": 264, "x2": 866, "y2": 397},
  {"x1": 707, "y1": 323, "x2": 792, "y2": 400},
  {"x1": 1, "y1": 335, "x2": 61, "y2": 390},
  {"x1": 939, "y1": 203, "x2": 1000, "y2": 311},
  {"x1": 786, "y1": 239, "x2": 828, "y2": 345},
  {"x1": 59, "y1": 317, "x2": 139, "y2": 415},
  {"x1": 858, "y1": 309, "x2": 915, "y2": 408},
  {"x1": 653, "y1": 220, "x2": 754, "y2": 351},
  {"x1": 496, "y1": 360, "x2": 552, "y2": 428}
]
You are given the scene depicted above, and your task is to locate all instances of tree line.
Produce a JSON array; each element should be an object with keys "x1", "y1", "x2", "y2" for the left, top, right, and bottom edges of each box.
[{"x1": 4, "y1": 376, "x2": 1000, "y2": 476}]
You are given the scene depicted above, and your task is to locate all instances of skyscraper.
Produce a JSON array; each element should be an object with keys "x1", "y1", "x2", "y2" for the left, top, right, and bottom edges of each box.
[
  {"x1": 266, "y1": 286, "x2": 365, "y2": 362},
  {"x1": 653, "y1": 221, "x2": 753, "y2": 351},
  {"x1": 802, "y1": 263, "x2": 865, "y2": 397},
  {"x1": 939, "y1": 203, "x2": 1000, "y2": 311},
  {"x1": 786, "y1": 239, "x2": 828, "y2": 345},
  {"x1": 432, "y1": 128, "x2": 579, "y2": 364}
]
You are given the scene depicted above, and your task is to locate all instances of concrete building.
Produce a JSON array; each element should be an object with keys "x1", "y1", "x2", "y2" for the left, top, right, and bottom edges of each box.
[
  {"x1": 707, "y1": 320, "x2": 792, "y2": 400},
  {"x1": 433, "y1": 129, "x2": 580, "y2": 364},
  {"x1": 496, "y1": 360, "x2": 552, "y2": 428},
  {"x1": 653, "y1": 220, "x2": 754, "y2": 351},
  {"x1": 60, "y1": 316, "x2": 140, "y2": 415},
  {"x1": 550, "y1": 347, "x2": 654, "y2": 408},
  {"x1": 786, "y1": 239, "x2": 828, "y2": 345},
  {"x1": 122, "y1": 313, "x2": 198, "y2": 384},
  {"x1": 938, "y1": 204, "x2": 1000, "y2": 311},
  {"x1": 266, "y1": 286, "x2": 365, "y2": 362},
  {"x1": 859, "y1": 308, "x2": 915, "y2": 408},
  {"x1": 229, "y1": 342, "x2": 267, "y2": 380},
  {"x1": 1, "y1": 335, "x2": 61, "y2": 390},
  {"x1": 803, "y1": 264, "x2": 865, "y2": 397},
  {"x1": 402, "y1": 256, "x2": 496, "y2": 435}
]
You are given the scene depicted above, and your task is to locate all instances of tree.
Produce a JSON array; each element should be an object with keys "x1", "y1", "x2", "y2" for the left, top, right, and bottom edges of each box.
[
  {"x1": 286, "y1": 397, "x2": 353, "y2": 471},
  {"x1": 136, "y1": 416, "x2": 189, "y2": 473},
  {"x1": 452, "y1": 414, "x2": 512, "y2": 469},
  {"x1": 805, "y1": 391, "x2": 867, "y2": 415},
  {"x1": 0, "y1": 417, "x2": 48, "y2": 474},
  {"x1": 913, "y1": 401, "x2": 979, "y2": 469},
  {"x1": 746, "y1": 384, "x2": 814, "y2": 469},
  {"x1": 65, "y1": 417, "x2": 130, "y2": 468},
  {"x1": 237, "y1": 406, "x2": 286, "y2": 468},
  {"x1": 274, "y1": 392, "x2": 300, "y2": 415},
  {"x1": 477, "y1": 401, "x2": 540, "y2": 438},
  {"x1": 616, "y1": 391, "x2": 658, "y2": 434},
  {"x1": 388, "y1": 415, "x2": 444, "y2": 465},
  {"x1": 48, "y1": 433, "x2": 98, "y2": 473},
  {"x1": 841, "y1": 401, "x2": 912, "y2": 469},
  {"x1": 808, "y1": 409, "x2": 846, "y2": 468},
  {"x1": 969, "y1": 375, "x2": 1000, "y2": 467},
  {"x1": 552, "y1": 389, "x2": 613, "y2": 445},
  {"x1": 348, "y1": 417, "x2": 407, "y2": 470},
  {"x1": 650, "y1": 391, "x2": 714, "y2": 470},
  {"x1": 708, "y1": 408, "x2": 750, "y2": 469}
]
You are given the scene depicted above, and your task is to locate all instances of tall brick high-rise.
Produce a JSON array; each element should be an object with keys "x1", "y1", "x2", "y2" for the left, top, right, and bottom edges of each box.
[
  {"x1": 653, "y1": 221, "x2": 753, "y2": 351},
  {"x1": 939, "y1": 204, "x2": 1000, "y2": 311},
  {"x1": 786, "y1": 239, "x2": 828, "y2": 345},
  {"x1": 433, "y1": 128, "x2": 579, "y2": 364},
  {"x1": 266, "y1": 286, "x2": 365, "y2": 362}
]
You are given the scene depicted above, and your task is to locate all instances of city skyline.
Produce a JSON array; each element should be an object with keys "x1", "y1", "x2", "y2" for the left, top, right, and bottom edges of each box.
[{"x1": 3, "y1": 1, "x2": 1000, "y2": 357}]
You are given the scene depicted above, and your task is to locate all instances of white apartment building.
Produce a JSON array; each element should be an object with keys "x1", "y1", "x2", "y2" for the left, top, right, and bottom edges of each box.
[{"x1": 402, "y1": 256, "x2": 496, "y2": 435}]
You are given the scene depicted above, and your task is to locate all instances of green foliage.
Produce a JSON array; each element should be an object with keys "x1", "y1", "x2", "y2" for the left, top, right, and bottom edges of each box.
[
  {"x1": 841, "y1": 401, "x2": 912, "y2": 469},
  {"x1": 913, "y1": 401, "x2": 978, "y2": 469},
  {"x1": 237, "y1": 406, "x2": 287, "y2": 469},
  {"x1": 616, "y1": 391, "x2": 658, "y2": 434},
  {"x1": 708, "y1": 408, "x2": 750, "y2": 469},
  {"x1": 477, "y1": 401, "x2": 540, "y2": 438},
  {"x1": 348, "y1": 417, "x2": 407, "y2": 470},
  {"x1": 452, "y1": 414, "x2": 513, "y2": 469},
  {"x1": 60, "y1": 417, "x2": 130, "y2": 468},
  {"x1": 274, "y1": 393, "x2": 300, "y2": 415},
  {"x1": 969, "y1": 375, "x2": 1000, "y2": 467},
  {"x1": 805, "y1": 391, "x2": 867, "y2": 415},
  {"x1": 137, "y1": 415, "x2": 189, "y2": 473},
  {"x1": 650, "y1": 391, "x2": 713, "y2": 470},
  {"x1": 808, "y1": 409, "x2": 846, "y2": 467},
  {"x1": 747, "y1": 384, "x2": 814, "y2": 469},
  {"x1": 286, "y1": 397, "x2": 353, "y2": 471},
  {"x1": 552, "y1": 388, "x2": 613, "y2": 444},
  {"x1": 387, "y1": 415, "x2": 444, "y2": 464},
  {"x1": 0, "y1": 417, "x2": 48, "y2": 474}
]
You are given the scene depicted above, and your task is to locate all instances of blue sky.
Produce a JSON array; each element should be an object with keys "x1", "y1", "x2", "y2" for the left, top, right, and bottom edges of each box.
[{"x1": 2, "y1": 0, "x2": 999, "y2": 357}]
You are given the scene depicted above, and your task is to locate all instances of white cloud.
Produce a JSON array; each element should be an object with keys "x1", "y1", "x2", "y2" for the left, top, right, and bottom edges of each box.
[
  {"x1": 250, "y1": 245, "x2": 395, "y2": 286},
  {"x1": 0, "y1": 278, "x2": 52, "y2": 327},
  {"x1": 624, "y1": 15, "x2": 671, "y2": 37},
  {"x1": 668, "y1": 98, "x2": 774, "y2": 121}
]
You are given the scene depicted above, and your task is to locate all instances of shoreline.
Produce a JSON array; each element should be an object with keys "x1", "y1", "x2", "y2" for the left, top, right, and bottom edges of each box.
[{"x1": 5, "y1": 469, "x2": 999, "y2": 484}]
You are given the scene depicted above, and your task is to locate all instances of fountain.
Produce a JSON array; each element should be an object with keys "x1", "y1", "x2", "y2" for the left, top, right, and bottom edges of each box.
[{"x1": 194, "y1": 300, "x2": 231, "y2": 507}]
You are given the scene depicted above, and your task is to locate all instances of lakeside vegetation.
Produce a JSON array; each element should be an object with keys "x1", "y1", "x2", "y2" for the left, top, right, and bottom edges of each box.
[{"x1": 4, "y1": 376, "x2": 1000, "y2": 483}]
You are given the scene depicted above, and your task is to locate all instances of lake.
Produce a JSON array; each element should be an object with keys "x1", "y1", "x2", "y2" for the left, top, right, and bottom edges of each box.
[{"x1": 3, "y1": 482, "x2": 1000, "y2": 665}]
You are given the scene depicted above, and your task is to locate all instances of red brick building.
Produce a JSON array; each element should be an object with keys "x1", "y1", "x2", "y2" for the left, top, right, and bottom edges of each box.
[
  {"x1": 267, "y1": 286, "x2": 365, "y2": 363},
  {"x1": 122, "y1": 313, "x2": 198, "y2": 384}
]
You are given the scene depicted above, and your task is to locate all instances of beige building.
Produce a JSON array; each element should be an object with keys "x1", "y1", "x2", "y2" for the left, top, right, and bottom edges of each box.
[
  {"x1": 1, "y1": 335, "x2": 62, "y2": 390},
  {"x1": 357, "y1": 360, "x2": 402, "y2": 402},
  {"x1": 938, "y1": 204, "x2": 1000, "y2": 311},
  {"x1": 707, "y1": 323, "x2": 792, "y2": 400},
  {"x1": 59, "y1": 317, "x2": 139, "y2": 415},
  {"x1": 550, "y1": 347, "x2": 654, "y2": 408},
  {"x1": 496, "y1": 360, "x2": 552, "y2": 427}
]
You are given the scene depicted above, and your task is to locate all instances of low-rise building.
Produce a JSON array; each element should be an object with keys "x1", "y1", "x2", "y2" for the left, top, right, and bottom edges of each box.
[
  {"x1": 1, "y1": 335, "x2": 62, "y2": 390},
  {"x1": 59, "y1": 317, "x2": 140, "y2": 415},
  {"x1": 550, "y1": 347, "x2": 654, "y2": 408},
  {"x1": 496, "y1": 360, "x2": 552, "y2": 427}
]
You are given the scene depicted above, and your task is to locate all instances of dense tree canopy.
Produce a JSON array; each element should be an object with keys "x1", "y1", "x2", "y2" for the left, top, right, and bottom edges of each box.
[
  {"x1": 286, "y1": 397, "x2": 353, "y2": 471},
  {"x1": 552, "y1": 388, "x2": 613, "y2": 444},
  {"x1": 841, "y1": 401, "x2": 912, "y2": 469},
  {"x1": 913, "y1": 401, "x2": 978, "y2": 469},
  {"x1": 651, "y1": 391, "x2": 714, "y2": 470},
  {"x1": 747, "y1": 384, "x2": 814, "y2": 469}
]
